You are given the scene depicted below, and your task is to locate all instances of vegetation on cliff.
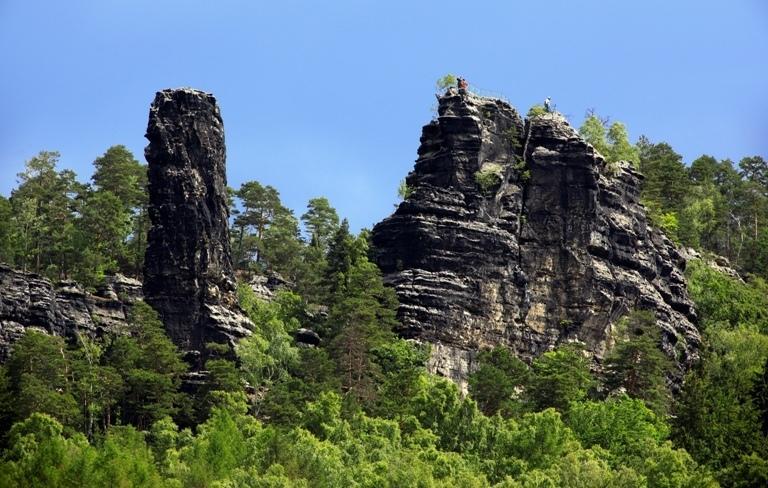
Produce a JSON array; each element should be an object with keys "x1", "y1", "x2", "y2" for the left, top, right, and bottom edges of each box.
[{"x1": 0, "y1": 112, "x2": 767, "y2": 485}]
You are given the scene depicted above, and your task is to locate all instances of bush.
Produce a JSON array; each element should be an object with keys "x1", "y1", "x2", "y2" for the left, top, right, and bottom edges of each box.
[
  {"x1": 435, "y1": 74, "x2": 457, "y2": 90},
  {"x1": 474, "y1": 163, "x2": 504, "y2": 193},
  {"x1": 527, "y1": 105, "x2": 547, "y2": 117},
  {"x1": 397, "y1": 179, "x2": 413, "y2": 201}
]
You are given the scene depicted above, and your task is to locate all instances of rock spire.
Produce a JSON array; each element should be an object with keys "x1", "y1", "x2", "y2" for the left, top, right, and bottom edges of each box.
[{"x1": 143, "y1": 88, "x2": 252, "y2": 365}]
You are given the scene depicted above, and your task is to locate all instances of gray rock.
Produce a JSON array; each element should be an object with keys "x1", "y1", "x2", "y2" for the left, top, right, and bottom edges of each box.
[
  {"x1": 143, "y1": 88, "x2": 253, "y2": 366},
  {"x1": 295, "y1": 328, "x2": 321, "y2": 347},
  {"x1": 249, "y1": 275, "x2": 275, "y2": 301},
  {"x1": 0, "y1": 264, "x2": 141, "y2": 361},
  {"x1": 371, "y1": 92, "x2": 701, "y2": 390},
  {"x1": 248, "y1": 271, "x2": 292, "y2": 302}
]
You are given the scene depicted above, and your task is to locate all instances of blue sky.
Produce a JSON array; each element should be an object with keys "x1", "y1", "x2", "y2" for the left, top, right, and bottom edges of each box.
[{"x1": 1, "y1": 0, "x2": 766, "y2": 231}]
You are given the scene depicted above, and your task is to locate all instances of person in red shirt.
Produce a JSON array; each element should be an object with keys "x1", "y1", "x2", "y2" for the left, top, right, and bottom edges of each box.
[{"x1": 457, "y1": 77, "x2": 468, "y2": 94}]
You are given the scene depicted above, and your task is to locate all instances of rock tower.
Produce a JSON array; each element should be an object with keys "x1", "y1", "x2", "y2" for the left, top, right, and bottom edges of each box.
[
  {"x1": 143, "y1": 88, "x2": 252, "y2": 365},
  {"x1": 371, "y1": 91, "x2": 700, "y2": 388}
]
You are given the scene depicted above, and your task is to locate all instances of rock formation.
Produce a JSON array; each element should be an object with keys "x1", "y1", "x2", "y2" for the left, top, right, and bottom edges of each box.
[
  {"x1": 371, "y1": 91, "x2": 700, "y2": 390},
  {"x1": 0, "y1": 265, "x2": 142, "y2": 361},
  {"x1": 143, "y1": 88, "x2": 252, "y2": 365}
]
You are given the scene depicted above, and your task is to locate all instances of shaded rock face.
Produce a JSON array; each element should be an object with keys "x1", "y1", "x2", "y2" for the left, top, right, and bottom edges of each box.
[
  {"x1": 371, "y1": 92, "x2": 700, "y2": 390},
  {"x1": 143, "y1": 88, "x2": 252, "y2": 364},
  {"x1": 0, "y1": 265, "x2": 142, "y2": 361}
]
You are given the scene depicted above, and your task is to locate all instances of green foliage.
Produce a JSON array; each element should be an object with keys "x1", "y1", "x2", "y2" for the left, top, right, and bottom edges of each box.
[
  {"x1": 0, "y1": 413, "x2": 97, "y2": 487},
  {"x1": 690, "y1": 155, "x2": 720, "y2": 185},
  {"x1": 604, "y1": 311, "x2": 674, "y2": 415},
  {"x1": 397, "y1": 178, "x2": 413, "y2": 201},
  {"x1": 231, "y1": 180, "x2": 286, "y2": 270},
  {"x1": 259, "y1": 347, "x2": 340, "y2": 425},
  {"x1": 369, "y1": 339, "x2": 429, "y2": 417},
  {"x1": 579, "y1": 114, "x2": 609, "y2": 156},
  {"x1": 91, "y1": 145, "x2": 148, "y2": 278},
  {"x1": 327, "y1": 254, "x2": 399, "y2": 405},
  {"x1": 677, "y1": 187, "x2": 718, "y2": 249},
  {"x1": 0, "y1": 302, "x2": 188, "y2": 436},
  {"x1": 646, "y1": 203, "x2": 680, "y2": 241},
  {"x1": 675, "y1": 263, "x2": 768, "y2": 485},
  {"x1": 9, "y1": 151, "x2": 81, "y2": 278},
  {"x1": 74, "y1": 190, "x2": 132, "y2": 287},
  {"x1": 3, "y1": 331, "x2": 82, "y2": 431},
  {"x1": 505, "y1": 125, "x2": 522, "y2": 152},
  {"x1": 92, "y1": 145, "x2": 147, "y2": 212},
  {"x1": 674, "y1": 325, "x2": 768, "y2": 484},
  {"x1": 0, "y1": 148, "x2": 763, "y2": 486},
  {"x1": 469, "y1": 347, "x2": 529, "y2": 416},
  {"x1": 237, "y1": 285, "x2": 300, "y2": 392},
  {"x1": 1, "y1": 147, "x2": 149, "y2": 283},
  {"x1": 686, "y1": 259, "x2": 768, "y2": 332},
  {"x1": 606, "y1": 122, "x2": 640, "y2": 166},
  {"x1": 578, "y1": 114, "x2": 639, "y2": 167},
  {"x1": 638, "y1": 138, "x2": 691, "y2": 216},
  {"x1": 474, "y1": 163, "x2": 504, "y2": 194},
  {"x1": 109, "y1": 302, "x2": 188, "y2": 429},
  {"x1": 526, "y1": 344, "x2": 595, "y2": 412},
  {"x1": 259, "y1": 210, "x2": 305, "y2": 281},
  {"x1": 300, "y1": 197, "x2": 339, "y2": 253},
  {"x1": 0, "y1": 196, "x2": 13, "y2": 264},
  {"x1": 567, "y1": 396, "x2": 670, "y2": 459},
  {"x1": 435, "y1": 73, "x2": 457, "y2": 90},
  {"x1": 527, "y1": 104, "x2": 547, "y2": 117}
]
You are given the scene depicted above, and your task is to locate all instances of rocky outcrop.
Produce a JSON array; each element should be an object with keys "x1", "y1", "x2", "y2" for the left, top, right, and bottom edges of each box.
[
  {"x1": 0, "y1": 264, "x2": 142, "y2": 361},
  {"x1": 371, "y1": 92, "x2": 700, "y2": 390},
  {"x1": 143, "y1": 88, "x2": 252, "y2": 365},
  {"x1": 248, "y1": 272, "x2": 292, "y2": 302},
  {"x1": 680, "y1": 247, "x2": 744, "y2": 282}
]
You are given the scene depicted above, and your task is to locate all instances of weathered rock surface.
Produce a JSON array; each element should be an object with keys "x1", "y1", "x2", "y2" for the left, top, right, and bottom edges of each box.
[
  {"x1": 143, "y1": 88, "x2": 253, "y2": 365},
  {"x1": 680, "y1": 247, "x2": 744, "y2": 282},
  {"x1": 0, "y1": 264, "x2": 142, "y2": 361},
  {"x1": 248, "y1": 272, "x2": 292, "y2": 302},
  {"x1": 371, "y1": 92, "x2": 700, "y2": 390}
]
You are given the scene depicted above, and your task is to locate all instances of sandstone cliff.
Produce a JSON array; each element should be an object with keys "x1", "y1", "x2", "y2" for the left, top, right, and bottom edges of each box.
[
  {"x1": 371, "y1": 92, "x2": 700, "y2": 389},
  {"x1": 143, "y1": 88, "x2": 253, "y2": 366},
  {"x1": 0, "y1": 265, "x2": 141, "y2": 361}
]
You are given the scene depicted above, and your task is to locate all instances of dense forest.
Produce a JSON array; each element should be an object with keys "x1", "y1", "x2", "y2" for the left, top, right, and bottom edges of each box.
[{"x1": 0, "y1": 111, "x2": 767, "y2": 487}]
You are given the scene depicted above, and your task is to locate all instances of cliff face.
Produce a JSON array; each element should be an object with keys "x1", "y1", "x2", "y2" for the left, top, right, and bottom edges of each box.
[
  {"x1": 371, "y1": 92, "x2": 700, "y2": 388},
  {"x1": 143, "y1": 88, "x2": 252, "y2": 365},
  {"x1": 0, "y1": 265, "x2": 141, "y2": 361}
]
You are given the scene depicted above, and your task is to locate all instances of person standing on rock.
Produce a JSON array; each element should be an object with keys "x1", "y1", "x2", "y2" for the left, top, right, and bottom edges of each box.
[
  {"x1": 458, "y1": 77, "x2": 468, "y2": 95},
  {"x1": 544, "y1": 97, "x2": 552, "y2": 113}
]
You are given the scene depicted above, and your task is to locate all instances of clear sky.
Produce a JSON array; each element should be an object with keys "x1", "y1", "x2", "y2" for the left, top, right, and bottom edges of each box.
[{"x1": 1, "y1": 0, "x2": 766, "y2": 231}]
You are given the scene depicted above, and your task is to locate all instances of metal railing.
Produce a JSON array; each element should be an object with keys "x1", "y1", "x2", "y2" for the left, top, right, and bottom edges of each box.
[
  {"x1": 438, "y1": 84, "x2": 513, "y2": 105},
  {"x1": 466, "y1": 85, "x2": 513, "y2": 104}
]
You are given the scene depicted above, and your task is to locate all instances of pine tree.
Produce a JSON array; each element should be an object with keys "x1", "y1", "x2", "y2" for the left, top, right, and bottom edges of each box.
[
  {"x1": 232, "y1": 181, "x2": 284, "y2": 267},
  {"x1": 469, "y1": 346, "x2": 529, "y2": 416},
  {"x1": 73, "y1": 190, "x2": 132, "y2": 287},
  {"x1": 526, "y1": 343, "x2": 595, "y2": 412},
  {"x1": 11, "y1": 151, "x2": 82, "y2": 278},
  {"x1": 604, "y1": 310, "x2": 674, "y2": 415},
  {"x1": 301, "y1": 197, "x2": 340, "y2": 252},
  {"x1": 0, "y1": 197, "x2": 13, "y2": 264},
  {"x1": 3, "y1": 331, "x2": 82, "y2": 430},
  {"x1": 637, "y1": 140, "x2": 690, "y2": 214},
  {"x1": 104, "y1": 302, "x2": 187, "y2": 429}
]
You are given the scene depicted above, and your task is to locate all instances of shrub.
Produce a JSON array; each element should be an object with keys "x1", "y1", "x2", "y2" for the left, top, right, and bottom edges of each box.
[
  {"x1": 435, "y1": 74, "x2": 457, "y2": 91},
  {"x1": 474, "y1": 163, "x2": 504, "y2": 193},
  {"x1": 527, "y1": 105, "x2": 547, "y2": 117}
]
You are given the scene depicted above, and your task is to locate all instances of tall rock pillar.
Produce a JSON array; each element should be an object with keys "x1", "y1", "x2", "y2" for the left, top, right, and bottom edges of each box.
[{"x1": 143, "y1": 88, "x2": 252, "y2": 366}]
